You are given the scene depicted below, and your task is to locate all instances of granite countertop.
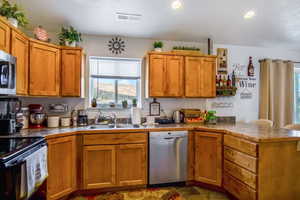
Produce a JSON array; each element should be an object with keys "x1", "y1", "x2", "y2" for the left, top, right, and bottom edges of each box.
[{"x1": 5, "y1": 122, "x2": 300, "y2": 143}]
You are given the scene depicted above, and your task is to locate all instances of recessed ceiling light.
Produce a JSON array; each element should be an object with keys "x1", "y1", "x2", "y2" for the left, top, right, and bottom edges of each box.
[
  {"x1": 244, "y1": 10, "x2": 256, "y2": 19},
  {"x1": 172, "y1": 0, "x2": 182, "y2": 10}
]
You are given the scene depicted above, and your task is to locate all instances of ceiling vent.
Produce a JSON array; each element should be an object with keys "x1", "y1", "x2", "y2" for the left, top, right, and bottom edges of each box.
[{"x1": 116, "y1": 12, "x2": 142, "y2": 22}]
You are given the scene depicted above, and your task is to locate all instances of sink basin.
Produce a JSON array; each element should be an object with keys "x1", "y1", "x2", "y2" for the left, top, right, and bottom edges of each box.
[{"x1": 88, "y1": 124, "x2": 140, "y2": 129}]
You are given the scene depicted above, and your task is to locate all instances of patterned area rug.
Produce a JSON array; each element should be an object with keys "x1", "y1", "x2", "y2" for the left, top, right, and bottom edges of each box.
[{"x1": 70, "y1": 186, "x2": 229, "y2": 200}]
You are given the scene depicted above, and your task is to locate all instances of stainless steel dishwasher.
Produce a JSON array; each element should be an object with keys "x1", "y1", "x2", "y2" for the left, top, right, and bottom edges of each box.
[{"x1": 149, "y1": 131, "x2": 188, "y2": 185}]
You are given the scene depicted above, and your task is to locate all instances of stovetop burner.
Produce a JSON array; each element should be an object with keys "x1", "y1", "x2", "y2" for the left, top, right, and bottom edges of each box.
[{"x1": 0, "y1": 137, "x2": 45, "y2": 163}]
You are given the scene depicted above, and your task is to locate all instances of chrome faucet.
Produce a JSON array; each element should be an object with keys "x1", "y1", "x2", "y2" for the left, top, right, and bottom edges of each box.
[{"x1": 111, "y1": 113, "x2": 117, "y2": 128}]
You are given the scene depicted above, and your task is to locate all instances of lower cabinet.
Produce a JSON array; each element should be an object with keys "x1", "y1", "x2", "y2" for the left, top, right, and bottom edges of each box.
[
  {"x1": 47, "y1": 136, "x2": 77, "y2": 200},
  {"x1": 83, "y1": 138, "x2": 147, "y2": 189},
  {"x1": 83, "y1": 145, "x2": 117, "y2": 189},
  {"x1": 194, "y1": 132, "x2": 222, "y2": 186},
  {"x1": 117, "y1": 144, "x2": 147, "y2": 186}
]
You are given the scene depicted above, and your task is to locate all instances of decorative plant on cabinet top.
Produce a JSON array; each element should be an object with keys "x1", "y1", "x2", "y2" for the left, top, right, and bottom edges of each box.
[
  {"x1": 0, "y1": 0, "x2": 28, "y2": 27},
  {"x1": 58, "y1": 26, "x2": 82, "y2": 47}
]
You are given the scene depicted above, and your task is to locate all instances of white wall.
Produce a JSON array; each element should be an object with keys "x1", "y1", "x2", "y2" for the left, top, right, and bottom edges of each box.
[
  {"x1": 80, "y1": 34, "x2": 300, "y2": 121},
  {"x1": 22, "y1": 33, "x2": 300, "y2": 121}
]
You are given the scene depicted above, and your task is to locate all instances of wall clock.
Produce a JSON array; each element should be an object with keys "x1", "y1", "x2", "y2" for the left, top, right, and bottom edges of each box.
[{"x1": 108, "y1": 37, "x2": 125, "y2": 54}]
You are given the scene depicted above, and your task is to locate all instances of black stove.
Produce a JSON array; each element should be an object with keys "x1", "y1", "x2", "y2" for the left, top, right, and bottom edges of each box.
[
  {"x1": 0, "y1": 137, "x2": 46, "y2": 168},
  {"x1": 0, "y1": 136, "x2": 47, "y2": 200}
]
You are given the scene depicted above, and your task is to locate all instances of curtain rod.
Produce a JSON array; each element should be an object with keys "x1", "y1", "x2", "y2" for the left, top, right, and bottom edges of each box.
[{"x1": 259, "y1": 59, "x2": 300, "y2": 63}]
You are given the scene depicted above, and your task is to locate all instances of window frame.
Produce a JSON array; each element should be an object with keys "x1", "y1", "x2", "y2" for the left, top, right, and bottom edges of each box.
[{"x1": 89, "y1": 56, "x2": 142, "y2": 109}]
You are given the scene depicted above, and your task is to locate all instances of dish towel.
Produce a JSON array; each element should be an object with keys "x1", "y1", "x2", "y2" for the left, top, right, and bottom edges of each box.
[{"x1": 25, "y1": 146, "x2": 48, "y2": 198}]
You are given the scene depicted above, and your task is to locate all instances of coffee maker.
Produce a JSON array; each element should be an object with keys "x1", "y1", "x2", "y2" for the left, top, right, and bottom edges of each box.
[
  {"x1": 29, "y1": 104, "x2": 46, "y2": 128},
  {"x1": 77, "y1": 109, "x2": 88, "y2": 126},
  {"x1": 0, "y1": 97, "x2": 22, "y2": 135}
]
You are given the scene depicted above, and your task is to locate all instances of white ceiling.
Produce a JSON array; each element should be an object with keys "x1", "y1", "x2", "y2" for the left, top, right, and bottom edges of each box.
[{"x1": 12, "y1": 0, "x2": 300, "y2": 50}]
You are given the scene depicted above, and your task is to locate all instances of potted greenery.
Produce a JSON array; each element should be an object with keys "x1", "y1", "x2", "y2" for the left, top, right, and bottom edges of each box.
[
  {"x1": 153, "y1": 41, "x2": 163, "y2": 52},
  {"x1": 58, "y1": 26, "x2": 82, "y2": 47},
  {"x1": 132, "y1": 98, "x2": 137, "y2": 107},
  {"x1": 0, "y1": 0, "x2": 28, "y2": 28},
  {"x1": 122, "y1": 100, "x2": 128, "y2": 109}
]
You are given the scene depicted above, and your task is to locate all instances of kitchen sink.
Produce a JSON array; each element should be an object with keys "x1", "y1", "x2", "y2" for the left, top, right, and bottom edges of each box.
[{"x1": 88, "y1": 124, "x2": 141, "y2": 129}]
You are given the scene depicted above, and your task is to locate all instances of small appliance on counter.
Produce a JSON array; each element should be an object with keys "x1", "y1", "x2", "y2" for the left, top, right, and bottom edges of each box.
[
  {"x1": 29, "y1": 104, "x2": 46, "y2": 128},
  {"x1": 0, "y1": 97, "x2": 22, "y2": 135},
  {"x1": 172, "y1": 110, "x2": 184, "y2": 123},
  {"x1": 77, "y1": 109, "x2": 88, "y2": 126}
]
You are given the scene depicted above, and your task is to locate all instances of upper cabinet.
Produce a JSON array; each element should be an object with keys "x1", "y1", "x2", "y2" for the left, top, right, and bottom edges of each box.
[
  {"x1": 29, "y1": 40, "x2": 61, "y2": 96},
  {"x1": 147, "y1": 52, "x2": 216, "y2": 98},
  {"x1": 149, "y1": 54, "x2": 184, "y2": 97},
  {"x1": 0, "y1": 17, "x2": 85, "y2": 97},
  {"x1": 185, "y1": 56, "x2": 216, "y2": 98},
  {"x1": 11, "y1": 30, "x2": 29, "y2": 95},
  {"x1": 0, "y1": 18, "x2": 10, "y2": 53},
  {"x1": 61, "y1": 48, "x2": 83, "y2": 97}
]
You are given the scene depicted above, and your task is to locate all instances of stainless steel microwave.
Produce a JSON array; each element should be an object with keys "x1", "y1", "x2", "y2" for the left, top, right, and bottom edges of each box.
[{"x1": 0, "y1": 50, "x2": 16, "y2": 95}]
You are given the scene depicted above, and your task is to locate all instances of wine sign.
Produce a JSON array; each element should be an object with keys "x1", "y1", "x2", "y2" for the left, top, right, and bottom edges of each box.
[{"x1": 238, "y1": 77, "x2": 257, "y2": 99}]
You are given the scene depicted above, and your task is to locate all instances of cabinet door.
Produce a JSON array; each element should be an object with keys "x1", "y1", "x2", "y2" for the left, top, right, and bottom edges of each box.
[
  {"x1": 149, "y1": 55, "x2": 166, "y2": 97},
  {"x1": 11, "y1": 30, "x2": 29, "y2": 95},
  {"x1": 47, "y1": 136, "x2": 77, "y2": 200},
  {"x1": 185, "y1": 57, "x2": 202, "y2": 97},
  {"x1": 83, "y1": 145, "x2": 117, "y2": 189},
  {"x1": 0, "y1": 18, "x2": 10, "y2": 53},
  {"x1": 117, "y1": 144, "x2": 147, "y2": 186},
  {"x1": 194, "y1": 132, "x2": 222, "y2": 186},
  {"x1": 200, "y1": 57, "x2": 216, "y2": 97},
  {"x1": 165, "y1": 56, "x2": 184, "y2": 97},
  {"x1": 61, "y1": 49, "x2": 82, "y2": 96},
  {"x1": 29, "y1": 41, "x2": 60, "y2": 96}
]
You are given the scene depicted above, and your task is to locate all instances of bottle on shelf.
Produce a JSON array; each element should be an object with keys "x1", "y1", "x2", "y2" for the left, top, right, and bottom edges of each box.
[
  {"x1": 227, "y1": 75, "x2": 232, "y2": 88},
  {"x1": 219, "y1": 75, "x2": 223, "y2": 88},
  {"x1": 248, "y1": 56, "x2": 255, "y2": 77},
  {"x1": 232, "y1": 70, "x2": 236, "y2": 87},
  {"x1": 222, "y1": 75, "x2": 227, "y2": 88},
  {"x1": 216, "y1": 75, "x2": 219, "y2": 88}
]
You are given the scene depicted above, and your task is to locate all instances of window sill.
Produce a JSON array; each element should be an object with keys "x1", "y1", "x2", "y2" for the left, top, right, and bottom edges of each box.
[{"x1": 87, "y1": 107, "x2": 141, "y2": 111}]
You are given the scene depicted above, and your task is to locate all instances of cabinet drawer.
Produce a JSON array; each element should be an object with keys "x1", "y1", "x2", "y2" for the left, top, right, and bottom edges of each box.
[
  {"x1": 224, "y1": 135, "x2": 258, "y2": 157},
  {"x1": 224, "y1": 172, "x2": 256, "y2": 200},
  {"x1": 84, "y1": 133, "x2": 147, "y2": 145},
  {"x1": 224, "y1": 160, "x2": 257, "y2": 189},
  {"x1": 224, "y1": 146, "x2": 257, "y2": 173}
]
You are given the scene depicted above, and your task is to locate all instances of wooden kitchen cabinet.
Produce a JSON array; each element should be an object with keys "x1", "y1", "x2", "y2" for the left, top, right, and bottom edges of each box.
[
  {"x1": 47, "y1": 136, "x2": 77, "y2": 200},
  {"x1": 11, "y1": 29, "x2": 29, "y2": 95},
  {"x1": 29, "y1": 40, "x2": 60, "y2": 96},
  {"x1": 194, "y1": 132, "x2": 222, "y2": 186},
  {"x1": 83, "y1": 133, "x2": 148, "y2": 190},
  {"x1": 61, "y1": 48, "x2": 82, "y2": 97},
  {"x1": 83, "y1": 145, "x2": 117, "y2": 189},
  {"x1": 0, "y1": 17, "x2": 10, "y2": 53},
  {"x1": 149, "y1": 54, "x2": 184, "y2": 97},
  {"x1": 185, "y1": 57, "x2": 216, "y2": 97},
  {"x1": 117, "y1": 144, "x2": 147, "y2": 186}
]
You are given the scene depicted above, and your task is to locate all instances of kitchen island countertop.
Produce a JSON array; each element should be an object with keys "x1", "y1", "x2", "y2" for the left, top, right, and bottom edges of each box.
[{"x1": 5, "y1": 122, "x2": 300, "y2": 143}]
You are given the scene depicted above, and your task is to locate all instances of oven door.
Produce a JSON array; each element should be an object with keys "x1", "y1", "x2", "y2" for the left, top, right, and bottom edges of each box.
[
  {"x1": 0, "y1": 51, "x2": 16, "y2": 95},
  {"x1": 0, "y1": 161, "x2": 27, "y2": 200}
]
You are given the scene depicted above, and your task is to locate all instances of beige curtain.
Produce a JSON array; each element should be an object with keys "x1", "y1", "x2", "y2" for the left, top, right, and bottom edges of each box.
[{"x1": 259, "y1": 59, "x2": 294, "y2": 128}]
